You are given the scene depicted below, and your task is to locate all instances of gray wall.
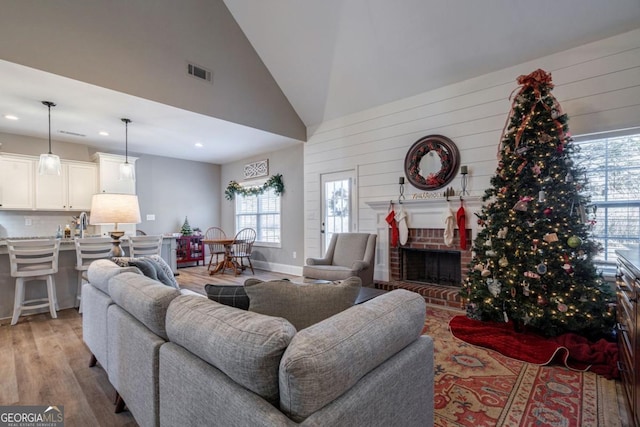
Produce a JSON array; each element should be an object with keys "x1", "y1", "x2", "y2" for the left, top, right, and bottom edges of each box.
[
  {"x1": 135, "y1": 154, "x2": 220, "y2": 235},
  {"x1": 0, "y1": 0, "x2": 305, "y2": 141},
  {"x1": 221, "y1": 144, "x2": 304, "y2": 269}
]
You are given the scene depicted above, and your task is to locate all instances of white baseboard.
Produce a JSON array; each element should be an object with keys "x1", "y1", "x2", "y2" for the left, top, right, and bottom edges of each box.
[{"x1": 252, "y1": 260, "x2": 303, "y2": 277}]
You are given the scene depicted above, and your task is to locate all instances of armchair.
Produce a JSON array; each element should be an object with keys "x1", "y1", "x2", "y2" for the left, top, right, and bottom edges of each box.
[{"x1": 303, "y1": 233, "x2": 377, "y2": 286}]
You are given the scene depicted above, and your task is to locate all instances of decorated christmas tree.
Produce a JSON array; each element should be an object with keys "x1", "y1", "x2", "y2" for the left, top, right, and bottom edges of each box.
[
  {"x1": 180, "y1": 216, "x2": 193, "y2": 236},
  {"x1": 462, "y1": 69, "x2": 614, "y2": 338}
]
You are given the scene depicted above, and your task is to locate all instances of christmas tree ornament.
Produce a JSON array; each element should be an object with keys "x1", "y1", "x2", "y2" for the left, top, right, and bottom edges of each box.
[
  {"x1": 531, "y1": 164, "x2": 542, "y2": 176},
  {"x1": 543, "y1": 207, "x2": 553, "y2": 216},
  {"x1": 565, "y1": 173, "x2": 573, "y2": 183},
  {"x1": 524, "y1": 271, "x2": 540, "y2": 279},
  {"x1": 484, "y1": 238, "x2": 492, "y2": 247},
  {"x1": 474, "y1": 263, "x2": 484, "y2": 272},
  {"x1": 537, "y1": 295, "x2": 547, "y2": 306},
  {"x1": 487, "y1": 279, "x2": 502, "y2": 297},
  {"x1": 557, "y1": 303, "x2": 568, "y2": 313},
  {"x1": 498, "y1": 257, "x2": 509, "y2": 267},
  {"x1": 486, "y1": 249, "x2": 497, "y2": 257},
  {"x1": 543, "y1": 233, "x2": 559, "y2": 243},
  {"x1": 522, "y1": 282, "x2": 530, "y2": 296},
  {"x1": 567, "y1": 235, "x2": 582, "y2": 248},
  {"x1": 538, "y1": 190, "x2": 546, "y2": 202},
  {"x1": 481, "y1": 267, "x2": 492, "y2": 277},
  {"x1": 537, "y1": 263, "x2": 547, "y2": 274},
  {"x1": 562, "y1": 263, "x2": 574, "y2": 274},
  {"x1": 497, "y1": 227, "x2": 508, "y2": 239},
  {"x1": 532, "y1": 239, "x2": 539, "y2": 250},
  {"x1": 510, "y1": 287, "x2": 517, "y2": 298}
]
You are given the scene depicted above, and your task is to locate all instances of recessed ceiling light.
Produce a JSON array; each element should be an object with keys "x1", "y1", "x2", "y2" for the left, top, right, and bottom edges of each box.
[
  {"x1": 195, "y1": 142, "x2": 203, "y2": 148},
  {"x1": 4, "y1": 114, "x2": 18, "y2": 120},
  {"x1": 99, "y1": 131, "x2": 109, "y2": 136}
]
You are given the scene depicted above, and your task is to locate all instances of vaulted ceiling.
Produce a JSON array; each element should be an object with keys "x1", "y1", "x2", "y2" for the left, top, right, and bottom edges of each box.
[{"x1": 1, "y1": 0, "x2": 639, "y2": 163}]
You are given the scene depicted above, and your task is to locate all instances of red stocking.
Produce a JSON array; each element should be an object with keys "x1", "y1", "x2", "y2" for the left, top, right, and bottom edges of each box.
[
  {"x1": 457, "y1": 205, "x2": 467, "y2": 250},
  {"x1": 386, "y1": 210, "x2": 399, "y2": 248}
]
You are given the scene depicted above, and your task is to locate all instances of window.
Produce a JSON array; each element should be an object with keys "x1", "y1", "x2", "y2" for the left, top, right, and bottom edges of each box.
[
  {"x1": 235, "y1": 185, "x2": 281, "y2": 246},
  {"x1": 574, "y1": 132, "x2": 640, "y2": 262}
]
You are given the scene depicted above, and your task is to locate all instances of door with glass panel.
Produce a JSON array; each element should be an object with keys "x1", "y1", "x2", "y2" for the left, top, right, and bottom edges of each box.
[{"x1": 321, "y1": 171, "x2": 356, "y2": 253}]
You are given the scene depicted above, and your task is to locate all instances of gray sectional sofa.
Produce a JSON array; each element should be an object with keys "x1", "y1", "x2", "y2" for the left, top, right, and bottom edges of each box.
[{"x1": 82, "y1": 259, "x2": 435, "y2": 427}]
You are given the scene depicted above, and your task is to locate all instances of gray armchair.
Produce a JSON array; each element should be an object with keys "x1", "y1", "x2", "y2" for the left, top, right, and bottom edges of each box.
[{"x1": 303, "y1": 233, "x2": 377, "y2": 286}]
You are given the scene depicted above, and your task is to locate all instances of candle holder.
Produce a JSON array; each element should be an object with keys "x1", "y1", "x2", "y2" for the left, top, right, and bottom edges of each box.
[
  {"x1": 398, "y1": 176, "x2": 405, "y2": 203},
  {"x1": 460, "y1": 166, "x2": 469, "y2": 196}
]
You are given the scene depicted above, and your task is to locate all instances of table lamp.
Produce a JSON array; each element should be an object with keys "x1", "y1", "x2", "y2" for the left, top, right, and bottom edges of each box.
[{"x1": 89, "y1": 193, "x2": 141, "y2": 257}]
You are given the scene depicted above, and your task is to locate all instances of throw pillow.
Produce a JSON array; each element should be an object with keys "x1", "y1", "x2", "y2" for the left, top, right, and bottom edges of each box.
[
  {"x1": 127, "y1": 258, "x2": 158, "y2": 281},
  {"x1": 111, "y1": 256, "x2": 133, "y2": 267},
  {"x1": 204, "y1": 284, "x2": 250, "y2": 310},
  {"x1": 143, "y1": 255, "x2": 180, "y2": 289},
  {"x1": 244, "y1": 277, "x2": 361, "y2": 330},
  {"x1": 144, "y1": 255, "x2": 180, "y2": 289}
]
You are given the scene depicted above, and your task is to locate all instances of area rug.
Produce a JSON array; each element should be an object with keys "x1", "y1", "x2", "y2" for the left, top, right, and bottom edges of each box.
[
  {"x1": 448, "y1": 315, "x2": 619, "y2": 379},
  {"x1": 423, "y1": 307, "x2": 621, "y2": 427}
]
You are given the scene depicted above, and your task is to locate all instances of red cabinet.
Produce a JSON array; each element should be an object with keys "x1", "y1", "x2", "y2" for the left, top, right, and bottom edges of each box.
[{"x1": 176, "y1": 235, "x2": 204, "y2": 267}]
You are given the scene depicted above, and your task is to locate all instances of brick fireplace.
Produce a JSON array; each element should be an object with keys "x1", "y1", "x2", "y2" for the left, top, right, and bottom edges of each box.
[{"x1": 389, "y1": 228, "x2": 472, "y2": 284}]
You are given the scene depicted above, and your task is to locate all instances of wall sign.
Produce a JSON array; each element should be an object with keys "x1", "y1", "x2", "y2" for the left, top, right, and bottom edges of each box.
[{"x1": 244, "y1": 159, "x2": 269, "y2": 179}]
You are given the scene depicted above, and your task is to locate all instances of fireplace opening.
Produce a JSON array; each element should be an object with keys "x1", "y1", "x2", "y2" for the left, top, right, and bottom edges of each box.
[{"x1": 401, "y1": 248, "x2": 461, "y2": 286}]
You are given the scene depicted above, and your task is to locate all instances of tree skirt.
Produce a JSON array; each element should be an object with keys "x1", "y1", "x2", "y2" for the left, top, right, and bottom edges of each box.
[
  {"x1": 448, "y1": 315, "x2": 619, "y2": 379},
  {"x1": 424, "y1": 307, "x2": 621, "y2": 427}
]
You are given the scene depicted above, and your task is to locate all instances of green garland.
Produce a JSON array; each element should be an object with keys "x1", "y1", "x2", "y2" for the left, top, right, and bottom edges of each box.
[{"x1": 225, "y1": 173, "x2": 284, "y2": 200}]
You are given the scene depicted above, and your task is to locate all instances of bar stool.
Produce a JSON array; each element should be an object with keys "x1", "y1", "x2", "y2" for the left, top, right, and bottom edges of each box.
[
  {"x1": 7, "y1": 238, "x2": 61, "y2": 325},
  {"x1": 128, "y1": 235, "x2": 163, "y2": 257},
  {"x1": 74, "y1": 237, "x2": 113, "y2": 313}
]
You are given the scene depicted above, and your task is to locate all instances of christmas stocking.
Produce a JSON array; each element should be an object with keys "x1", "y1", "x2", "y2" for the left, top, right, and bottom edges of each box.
[
  {"x1": 385, "y1": 208, "x2": 399, "y2": 248},
  {"x1": 395, "y1": 205, "x2": 409, "y2": 246},
  {"x1": 443, "y1": 209, "x2": 455, "y2": 246},
  {"x1": 456, "y1": 204, "x2": 467, "y2": 250}
]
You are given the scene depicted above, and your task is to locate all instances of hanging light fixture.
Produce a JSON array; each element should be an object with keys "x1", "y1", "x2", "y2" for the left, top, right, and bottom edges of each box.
[
  {"x1": 119, "y1": 118, "x2": 135, "y2": 181},
  {"x1": 38, "y1": 101, "x2": 61, "y2": 175}
]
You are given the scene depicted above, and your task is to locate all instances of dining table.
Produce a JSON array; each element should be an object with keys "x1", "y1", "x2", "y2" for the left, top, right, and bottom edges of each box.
[{"x1": 203, "y1": 238, "x2": 244, "y2": 275}]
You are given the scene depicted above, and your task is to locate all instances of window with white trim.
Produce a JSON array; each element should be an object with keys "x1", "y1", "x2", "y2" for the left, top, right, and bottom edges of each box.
[
  {"x1": 574, "y1": 132, "x2": 640, "y2": 262},
  {"x1": 235, "y1": 185, "x2": 281, "y2": 246}
]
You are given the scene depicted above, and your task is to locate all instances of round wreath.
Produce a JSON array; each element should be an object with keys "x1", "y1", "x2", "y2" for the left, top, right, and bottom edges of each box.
[
  {"x1": 225, "y1": 173, "x2": 284, "y2": 200},
  {"x1": 404, "y1": 135, "x2": 459, "y2": 190},
  {"x1": 328, "y1": 188, "x2": 349, "y2": 217}
]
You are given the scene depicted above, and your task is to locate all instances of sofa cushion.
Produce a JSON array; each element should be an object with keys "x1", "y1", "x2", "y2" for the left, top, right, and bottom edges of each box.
[
  {"x1": 244, "y1": 277, "x2": 361, "y2": 330},
  {"x1": 165, "y1": 295, "x2": 296, "y2": 405},
  {"x1": 301, "y1": 265, "x2": 360, "y2": 282},
  {"x1": 108, "y1": 272, "x2": 181, "y2": 340},
  {"x1": 87, "y1": 259, "x2": 141, "y2": 294},
  {"x1": 204, "y1": 284, "x2": 250, "y2": 310},
  {"x1": 278, "y1": 289, "x2": 426, "y2": 422}
]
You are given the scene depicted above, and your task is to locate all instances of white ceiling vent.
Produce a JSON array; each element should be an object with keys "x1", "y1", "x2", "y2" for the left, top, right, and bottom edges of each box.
[
  {"x1": 187, "y1": 62, "x2": 212, "y2": 83},
  {"x1": 59, "y1": 130, "x2": 86, "y2": 137}
]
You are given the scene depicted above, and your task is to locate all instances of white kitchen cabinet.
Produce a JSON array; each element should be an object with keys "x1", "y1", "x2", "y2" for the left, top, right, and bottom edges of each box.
[
  {"x1": 92, "y1": 152, "x2": 137, "y2": 195},
  {"x1": 35, "y1": 161, "x2": 97, "y2": 210},
  {"x1": 0, "y1": 155, "x2": 35, "y2": 209}
]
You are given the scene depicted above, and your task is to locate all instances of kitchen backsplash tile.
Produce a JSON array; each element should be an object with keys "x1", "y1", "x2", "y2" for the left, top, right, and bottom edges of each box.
[{"x1": 0, "y1": 211, "x2": 98, "y2": 238}]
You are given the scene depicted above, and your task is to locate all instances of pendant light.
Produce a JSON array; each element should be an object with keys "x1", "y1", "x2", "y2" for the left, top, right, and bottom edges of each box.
[
  {"x1": 119, "y1": 118, "x2": 135, "y2": 181},
  {"x1": 38, "y1": 101, "x2": 61, "y2": 175}
]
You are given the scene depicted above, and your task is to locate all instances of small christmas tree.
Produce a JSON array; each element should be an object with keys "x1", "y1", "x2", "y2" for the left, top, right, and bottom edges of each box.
[
  {"x1": 180, "y1": 216, "x2": 193, "y2": 236},
  {"x1": 462, "y1": 69, "x2": 614, "y2": 338}
]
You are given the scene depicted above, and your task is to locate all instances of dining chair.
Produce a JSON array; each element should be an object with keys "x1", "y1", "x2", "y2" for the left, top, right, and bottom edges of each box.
[
  {"x1": 128, "y1": 235, "x2": 163, "y2": 257},
  {"x1": 204, "y1": 227, "x2": 226, "y2": 270},
  {"x1": 74, "y1": 237, "x2": 113, "y2": 313},
  {"x1": 7, "y1": 238, "x2": 61, "y2": 325},
  {"x1": 231, "y1": 228, "x2": 257, "y2": 274}
]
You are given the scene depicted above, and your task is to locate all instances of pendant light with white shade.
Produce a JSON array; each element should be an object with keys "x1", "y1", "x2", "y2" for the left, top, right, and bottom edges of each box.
[
  {"x1": 119, "y1": 118, "x2": 135, "y2": 181},
  {"x1": 38, "y1": 101, "x2": 61, "y2": 175}
]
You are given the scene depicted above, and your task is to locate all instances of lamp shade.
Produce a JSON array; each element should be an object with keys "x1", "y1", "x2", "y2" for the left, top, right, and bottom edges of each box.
[{"x1": 89, "y1": 193, "x2": 141, "y2": 225}]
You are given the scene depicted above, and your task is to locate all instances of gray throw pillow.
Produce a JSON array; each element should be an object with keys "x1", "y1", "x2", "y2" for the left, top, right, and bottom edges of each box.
[
  {"x1": 144, "y1": 255, "x2": 180, "y2": 289},
  {"x1": 244, "y1": 277, "x2": 361, "y2": 330},
  {"x1": 204, "y1": 284, "x2": 250, "y2": 310},
  {"x1": 127, "y1": 258, "x2": 158, "y2": 281}
]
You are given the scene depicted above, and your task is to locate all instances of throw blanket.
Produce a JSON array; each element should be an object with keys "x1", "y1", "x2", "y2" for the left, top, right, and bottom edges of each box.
[{"x1": 449, "y1": 315, "x2": 619, "y2": 379}]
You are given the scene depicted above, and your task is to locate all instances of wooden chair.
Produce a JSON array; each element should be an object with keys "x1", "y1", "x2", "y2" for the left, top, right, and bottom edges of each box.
[
  {"x1": 7, "y1": 239, "x2": 61, "y2": 325},
  {"x1": 128, "y1": 235, "x2": 163, "y2": 257},
  {"x1": 74, "y1": 237, "x2": 113, "y2": 313},
  {"x1": 231, "y1": 228, "x2": 257, "y2": 274},
  {"x1": 204, "y1": 227, "x2": 226, "y2": 270}
]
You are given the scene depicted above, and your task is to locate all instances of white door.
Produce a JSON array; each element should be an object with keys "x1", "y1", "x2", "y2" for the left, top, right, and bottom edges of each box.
[{"x1": 321, "y1": 171, "x2": 356, "y2": 253}]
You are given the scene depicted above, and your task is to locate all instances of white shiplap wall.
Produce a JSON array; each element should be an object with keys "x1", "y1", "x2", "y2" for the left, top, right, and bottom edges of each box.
[{"x1": 304, "y1": 28, "x2": 640, "y2": 278}]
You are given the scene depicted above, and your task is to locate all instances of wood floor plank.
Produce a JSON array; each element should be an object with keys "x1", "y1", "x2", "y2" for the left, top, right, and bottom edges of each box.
[{"x1": 0, "y1": 321, "x2": 18, "y2": 404}]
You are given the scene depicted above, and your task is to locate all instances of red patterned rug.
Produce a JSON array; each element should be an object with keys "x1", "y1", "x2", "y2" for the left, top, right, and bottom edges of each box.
[{"x1": 423, "y1": 307, "x2": 621, "y2": 427}]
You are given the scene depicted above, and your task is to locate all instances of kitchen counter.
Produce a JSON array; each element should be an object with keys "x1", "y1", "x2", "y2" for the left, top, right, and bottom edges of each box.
[{"x1": 0, "y1": 236, "x2": 179, "y2": 322}]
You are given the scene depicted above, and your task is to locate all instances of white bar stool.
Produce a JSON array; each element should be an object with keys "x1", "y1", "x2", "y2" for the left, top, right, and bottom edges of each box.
[
  {"x1": 74, "y1": 237, "x2": 113, "y2": 313},
  {"x1": 7, "y1": 238, "x2": 61, "y2": 325},
  {"x1": 128, "y1": 235, "x2": 163, "y2": 257}
]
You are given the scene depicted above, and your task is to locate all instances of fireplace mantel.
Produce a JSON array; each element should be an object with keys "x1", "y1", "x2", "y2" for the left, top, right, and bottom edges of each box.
[{"x1": 365, "y1": 196, "x2": 483, "y2": 282}]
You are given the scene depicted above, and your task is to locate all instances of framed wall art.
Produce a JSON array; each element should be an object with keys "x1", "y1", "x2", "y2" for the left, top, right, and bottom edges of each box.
[{"x1": 244, "y1": 159, "x2": 269, "y2": 179}]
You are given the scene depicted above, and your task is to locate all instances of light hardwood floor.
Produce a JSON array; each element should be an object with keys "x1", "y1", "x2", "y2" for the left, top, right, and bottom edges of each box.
[{"x1": 0, "y1": 266, "x2": 294, "y2": 427}]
